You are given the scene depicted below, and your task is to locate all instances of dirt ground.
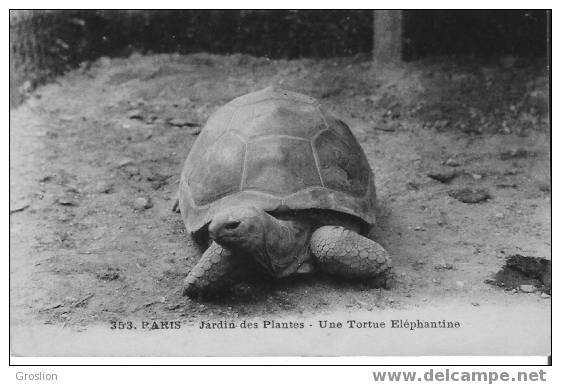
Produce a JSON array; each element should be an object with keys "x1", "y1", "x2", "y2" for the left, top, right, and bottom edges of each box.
[{"x1": 10, "y1": 53, "x2": 550, "y2": 341}]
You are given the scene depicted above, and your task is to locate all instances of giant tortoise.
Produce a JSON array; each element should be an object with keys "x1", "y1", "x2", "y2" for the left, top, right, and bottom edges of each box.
[{"x1": 175, "y1": 86, "x2": 392, "y2": 296}]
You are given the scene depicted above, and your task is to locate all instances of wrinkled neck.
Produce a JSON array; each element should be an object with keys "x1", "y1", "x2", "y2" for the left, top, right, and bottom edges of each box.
[{"x1": 257, "y1": 213, "x2": 311, "y2": 277}]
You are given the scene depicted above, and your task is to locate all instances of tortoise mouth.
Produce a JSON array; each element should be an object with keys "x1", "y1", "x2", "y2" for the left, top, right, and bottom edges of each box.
[{"x1": 211, "y1": 233, "x2": 243, "y2": 243}]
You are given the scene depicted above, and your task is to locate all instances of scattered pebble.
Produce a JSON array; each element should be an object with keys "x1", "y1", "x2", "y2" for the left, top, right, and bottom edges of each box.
[
  {"x1": 94, "y1": 181, "x2": 114, "y2": 194},
  {"x1": 128, "y1": 109, "x2": 144, "y2": 120},
  {"x1": 96, "y1": 268, "x2": 120, "y2": 281},
  {"x1": 133, "y1": 197, "x2": 153, "y2": 210},
  {"x1": 187, "y1": 126, "x2": 202, "y2": 135},
  {"x1": 433, "y1": 119, "x2": 450, "y2": 130},
  {"x1": 376, "y1": 121, "x2": 397, "y2": 132},
  {"x1": 500, "y1": 148, "x2": 529, "y2": 160},
  {"x1": 448, "y1": 188, "x2": 491, "y2": 204},
  {"x1": 519, "y1": 284, "x2": 536, "y2": 293},
  {"x1": 428, "y1": 170, "x2": 458, "y2": 184},
  {"x1": 471, "y1": 173, "x2": 483, "y2": 180},
  {"x1": 444, "y1": 158, "x2": 461, "y2": 167},
  {"x1": 168, "y1": 118, "x2": 201, "y2": 128},
  {"x1": 42, "y1": 302, "x2": 63, "y2": 311},
  {"x1": 352, "y1": 297, "x2": 367, "y2": 308},
  {"x1": 496, "y1": 183, "x2": 518, "y2": 189},
  {"x1": 538, "y1": 183, "x2": 550, "y2": 193},
  {"x1": 406, "y1": 181, "x2": 420, "y2": 191},
  {"x1": 503, "y1": 168, "x2": 521, "y2": 175},
  {"x1": 165, "y1": 303, "x2": 182, "y2": 311},
  {"x1": 56, "y1": 195, "x2": 79, "y2": 206},
  {"x1": 59, "y1": 115, "x2": 74, "y2": 122},
  {"x1": 129, "y1": 99, "x2": 145, "y2": 109},
  {"x1": 435, "y1": 263, "x2": 455, "y2": 271},
  {"x1": 116, "y1": 158, "x2": 135, "y2": 168}
]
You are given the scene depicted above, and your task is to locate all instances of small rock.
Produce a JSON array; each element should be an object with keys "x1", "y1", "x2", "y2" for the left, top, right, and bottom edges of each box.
[
  {"x1": 406, "y1": 181, "x2": 420, "y2": 191},
  {"x1": 376, "y1": 121, "x2": 396, "y2": 132},
  {"x1": 128, "y1": 109, "x2": 144, "y2": 120},
  {"x1": 352, "y1": 297, "x2": 367, "y2": 308},
  {"x1": 494, "y1": 212, "x2": 505, "y2": 219},
  {"x1": 428, "y1": 170, "x2": 458, "y2": 184},
  {"x1": 448, "y1": 188, "x2": 491, "y2": 204},
  {"x1": 433, "y1": 120, "x2": 450, "y2": 130},
  {"x1": 59, "y1": 115, "x2": 74, "y2": 122},
  {"x1": 471, "y1": 173, "x2": 483, "y2": 180},
  {"x1": 116, "y1": 158, "x2": 135, "y2": 168},
  {"x1": 541, "y1": 292, "x2": 551, "y2": 299},
  {"x1": 133, "y1": 197, "x2": 153, "y2": 210},
  {"x1": 129, "y1": 99, "x2": 145, "y2": 109},
  {"x1": 435, "y1": 263, "x2": 455, "y2": 271},
  {"x1": 456, "y1": 281, "x2": 464, "y2": 288},
  {"x1": 519, "y1": 284, "x2": 536, "y2": 293},
  {"x1": 166, "y1": 303, "x2": 182, "y2": 311},
  {"x1": 42, "y1": 302, "x2": 63, "y2": 311},
  {"x1": 188, "y1": 126, "x2": 202, "y2": 135},
  {"x1": 471, "y1": 302, "x2": 480, "y2": 307},
  {"x1": 538, "y1": 183, "x2": 550, "y2": 193},
  {"x1": 496, "y1": 183, "x2": 518, "y2": 189},
  {"x1": 56, "y1": 195, "x2": 79, "y2": 206},
  {"x1": 94, "y1": 181, "x2": 114, "y2": 194},
  {"x1": 168, "y1": 118, "x2": 201, "y2": 128},
  {"x1": 444, "y1": 158, "x2": 461, "y2": 167},
  {"x1": 96, "y1": 268, "x2": 120, "y2": 281},
  {"x1": 500, "y1": 148, "x2": 529, "y2": 160},
  {"x1": 503, "y1": 168, "x2": 521, "y2": 175}
]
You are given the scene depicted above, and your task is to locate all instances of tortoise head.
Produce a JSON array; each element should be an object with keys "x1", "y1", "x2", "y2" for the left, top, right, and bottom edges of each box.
[
  {"x1": 208, "y1": 206, "x2": 267, "y2": 253},
  {"x1": 208, "y1": 206, "x2": 312, "y2": 277}
]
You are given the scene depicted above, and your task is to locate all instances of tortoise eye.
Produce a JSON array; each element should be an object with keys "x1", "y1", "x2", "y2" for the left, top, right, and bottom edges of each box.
[{"x1": 224, "y1": 220, "x2": 241, "y2": 230}]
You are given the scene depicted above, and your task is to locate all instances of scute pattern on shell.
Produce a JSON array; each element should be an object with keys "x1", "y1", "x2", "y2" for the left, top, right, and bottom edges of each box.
[{"x1": 179, "y1": 87, "x2": 377, "y2": 233}]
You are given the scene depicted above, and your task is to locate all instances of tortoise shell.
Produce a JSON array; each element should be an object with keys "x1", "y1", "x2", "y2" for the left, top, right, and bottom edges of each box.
[{"x1": 179, "y1": 87, "x2": 376, "y2": 233}]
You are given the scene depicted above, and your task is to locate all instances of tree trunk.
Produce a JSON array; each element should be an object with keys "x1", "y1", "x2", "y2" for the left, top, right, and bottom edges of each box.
[{"x1": 373, "y1": 10, "x2": 403, "y2": 64}]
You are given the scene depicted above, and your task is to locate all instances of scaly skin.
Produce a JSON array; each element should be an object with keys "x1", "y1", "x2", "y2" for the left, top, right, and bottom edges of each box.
[
  {"x1": 310, "y1": 226, "x2": 392, "y2": 278},
  {"x1": 182, "y1": 242, "x2": 236, "y2": 296}
]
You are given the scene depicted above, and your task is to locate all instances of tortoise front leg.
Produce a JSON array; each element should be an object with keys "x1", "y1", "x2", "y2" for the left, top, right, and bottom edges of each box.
[
  {"x1": 310, "y1": 226, "x2": 392, "y2": 279},
  {"x1": 182, "y1": 242, "x2": 237, "y2": 297}
]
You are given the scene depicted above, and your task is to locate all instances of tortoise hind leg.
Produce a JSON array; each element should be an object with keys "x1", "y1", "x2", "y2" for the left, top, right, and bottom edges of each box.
[{"x1": 310, "y1": 226, "x2": 392, "y2": 279}]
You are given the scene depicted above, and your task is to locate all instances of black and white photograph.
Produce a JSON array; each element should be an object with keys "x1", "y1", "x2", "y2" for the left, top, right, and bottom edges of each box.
[{"x1": 9, "y1": 9, "x2": 551, "y2": 360}]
